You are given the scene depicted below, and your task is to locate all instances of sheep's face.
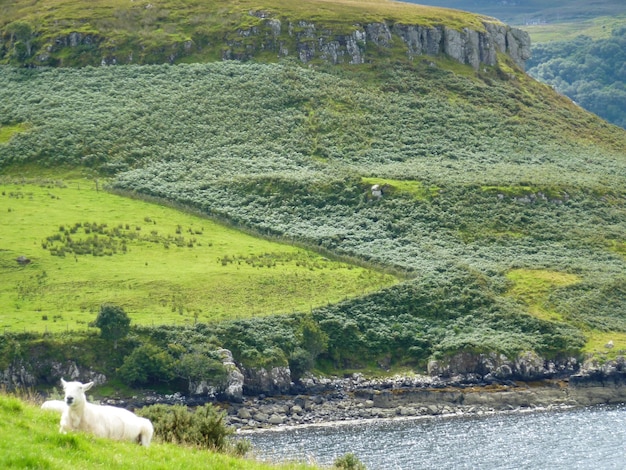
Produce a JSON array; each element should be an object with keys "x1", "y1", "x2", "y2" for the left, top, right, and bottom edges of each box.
[{"x1": 61, "y1": 379, "x2": 94, "y2": 408}]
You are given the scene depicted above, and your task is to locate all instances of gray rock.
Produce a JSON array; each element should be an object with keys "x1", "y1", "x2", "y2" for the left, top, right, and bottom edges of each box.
[
  {"x1": 253, "y1": 412, "x2": 269, "y2": 423},
  {"x1": 237, "y1": 408, "x2": 252, "y2": 420},
  {"x1": 269, "y1": 413, "x2": 285, "y2": 425}
]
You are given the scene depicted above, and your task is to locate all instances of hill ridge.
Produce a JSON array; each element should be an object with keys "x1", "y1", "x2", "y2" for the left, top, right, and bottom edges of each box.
[{"x1": 0, "y1": 0, "x2": 530, "y2": 69}]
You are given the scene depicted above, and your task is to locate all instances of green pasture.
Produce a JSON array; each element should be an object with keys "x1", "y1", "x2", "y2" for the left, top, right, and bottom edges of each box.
[
  {"x1": 0, "y1": 393, "x2": 314, "y2": 470},
  {"x1": 523, "y1": 14, "x2": 626, "y2": 43},
  {"x1": 0, "y1": 177, "x2": 397, "y2": 333}
]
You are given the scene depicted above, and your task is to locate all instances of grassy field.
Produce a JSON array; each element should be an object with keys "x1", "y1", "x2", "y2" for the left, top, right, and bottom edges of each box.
[
  {"x1": 523, "y1": 14, "x2": 626, "y2": 43},
  {"x1": 1, "y1": 0, "x2": 625, "y2": 374},
  {"x1": 0, "y1": 175, "x2": 397, "y2": 333},
  {"x1": 405, "y1": 0, "x2": 626, "y2": 25},
  {"x1": 0, "y1": 393, "x2": 314, "y2": 470}
]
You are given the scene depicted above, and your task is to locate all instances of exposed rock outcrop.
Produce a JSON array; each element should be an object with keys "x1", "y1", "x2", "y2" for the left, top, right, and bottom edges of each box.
[
  {"x1": 427, "y1": 351, "x2": 579, "y2": 381},
  {"x1": 37, "y1": 15, "x2": 530, "y2": 69},
  {"x1": 223, "y1": 17, "x2": 531, "y2": 70},
  {"x1": 241, "y1": 365, "x2": 292, "y2": 396},
  {"x1": 0, "y1": 359, "x2": 106, "y2": 390}
]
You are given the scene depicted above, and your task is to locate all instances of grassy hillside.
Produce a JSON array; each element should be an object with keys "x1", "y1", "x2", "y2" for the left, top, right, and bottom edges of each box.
[
  {"x1": 0, "y1": 393, "x2": 314, "y2": 469},
  {"x1": 0, "y1": 0, "x2": 625, "y2": 380},
  {"x1": 522, "y1": 13, "x2": 626, "y2": 42}
]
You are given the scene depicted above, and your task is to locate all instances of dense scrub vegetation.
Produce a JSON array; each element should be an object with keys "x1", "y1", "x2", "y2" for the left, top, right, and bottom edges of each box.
[
  {"x1": 1, "y1": 55, "x2": 624, "y2": 378},
  {"x1": 527, "y1": 25, "x2": 626, "y2": 129}
]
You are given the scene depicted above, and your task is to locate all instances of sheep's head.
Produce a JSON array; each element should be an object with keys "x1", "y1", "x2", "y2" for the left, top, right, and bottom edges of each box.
[{"x1": 61, "y1": 379, "x2": 94, "y2": 408}]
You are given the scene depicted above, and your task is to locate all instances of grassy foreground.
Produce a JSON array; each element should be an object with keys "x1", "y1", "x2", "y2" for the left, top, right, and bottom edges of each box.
[
  {"x1": 0, "y1": 393, "x2": 314, "y2": 470},
  {"x1": 0, "y1": 175, "x2": 397, "y2": 333}
]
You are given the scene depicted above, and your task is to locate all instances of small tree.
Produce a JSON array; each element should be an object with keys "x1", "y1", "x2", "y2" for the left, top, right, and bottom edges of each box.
[
  {"x1": 93, "y1": 303, "x2": 130, "y2": 349},
  {"x1": 5, "y1": 21, "x2": 35, "y2": 58},
  {"x1": 118, "y1": 344, "x2": 176, "y2": 386}
]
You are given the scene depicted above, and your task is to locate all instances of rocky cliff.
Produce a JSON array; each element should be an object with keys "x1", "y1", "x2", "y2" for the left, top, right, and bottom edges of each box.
[
  {"x1": 221, "y1": 15, "x2": 531, "y2": 69},
  {"x1": 13, "y1": 14, "x2": 530, "y2": 69},
  {"x1": 105, "y1": 17, "x2": 529, "y2": 69}
]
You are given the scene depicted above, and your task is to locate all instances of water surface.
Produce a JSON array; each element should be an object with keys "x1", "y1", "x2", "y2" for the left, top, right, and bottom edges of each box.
[{"x1": 245, "y1": 405, "x2": 626, "y2": 469}]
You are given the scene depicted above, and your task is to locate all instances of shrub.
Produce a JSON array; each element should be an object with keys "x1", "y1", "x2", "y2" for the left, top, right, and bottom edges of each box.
[
  {"x1": 177, "y1": 352, "x2": 228, "y2": 388},
  {"x1": 118, "y1": 344, "x2": 176, "y2": 386},
  {"x1": 138, "y1": 403, "x2": 233, "y2": 451},
  {"x1": 92, "y1": 303, "x2": 130, "y2": 349},
  {"x1": 334, "y1": 453, "x2": 367, "y2": 470}
]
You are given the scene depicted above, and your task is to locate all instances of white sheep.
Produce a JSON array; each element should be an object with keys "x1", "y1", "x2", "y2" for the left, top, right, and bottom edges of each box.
[
  {"x1": 41, "y1": 399, "x2": 67, "y2": 413},
  {"x1": 60, "y1": 379, "x2": 153, "y2": 447}
]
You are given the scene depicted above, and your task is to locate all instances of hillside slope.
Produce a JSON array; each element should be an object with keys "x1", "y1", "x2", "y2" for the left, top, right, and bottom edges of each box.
[
  {"x1": 1, "y1": 0, "x2": 625, "y2": 385},
  {"x1": 527, "y1": 24, "x2": 626, "y2": 129}
]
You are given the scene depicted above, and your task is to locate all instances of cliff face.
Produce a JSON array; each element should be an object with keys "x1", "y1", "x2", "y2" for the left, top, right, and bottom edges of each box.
[
  {"x1": 222, "y1": 16, "x2": 531, "y2": 70},
  {"x1": 14, "y1": 14, "x2": 530, "y2": 69}
]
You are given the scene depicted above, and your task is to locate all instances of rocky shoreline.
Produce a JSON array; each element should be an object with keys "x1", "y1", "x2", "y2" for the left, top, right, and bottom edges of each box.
[
  {"x1": 13, "y1": 348, "x2": 625, "y2": 431},
  {"x1": 224, "y1": 371, "x2": 626, "y2": 431},
  {"x1": 102, "y1": 366, "x2": 626, "y2": 432}
]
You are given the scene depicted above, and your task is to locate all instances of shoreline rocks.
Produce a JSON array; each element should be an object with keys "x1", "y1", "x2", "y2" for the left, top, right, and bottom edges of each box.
[{"x1": 224, "y1": 372, "x2": 626, "y2": 430}]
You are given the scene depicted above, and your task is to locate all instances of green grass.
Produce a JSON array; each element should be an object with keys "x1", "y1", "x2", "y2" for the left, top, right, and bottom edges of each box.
[
  {"x1": 0, "y1": 123, "x2": 29, "y2": 144},
  {"x1": 0, "y1": 58, "x2": 624, "y2": 367},
  {"x1": 0, "y1": 176, "x2": 398, "y2": 333},
  {"x1": 0, "y1": 0, "x2": 493, "y2": 32},
  {"x1": 582, "y1": 331, "x2": 626, "y2": 359},
  {"x1": 504, "y1": 269, "x2": 626, "y2": 358},
  {"x1": 0, "y1": 393, "x2": 314, "y2": 470},
  {"x1": 523, "y1": 14, "x2": 626, "y2": 43},
  {"x1": 506, "y1": 269, "x2": 581, "y2": 322}
]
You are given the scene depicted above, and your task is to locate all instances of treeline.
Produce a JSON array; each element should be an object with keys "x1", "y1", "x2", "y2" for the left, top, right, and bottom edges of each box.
[{"x1": 527, "y1": 26, "x2": 626, "y2": 128}]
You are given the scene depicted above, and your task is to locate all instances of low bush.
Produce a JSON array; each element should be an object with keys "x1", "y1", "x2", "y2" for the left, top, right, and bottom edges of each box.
[{"x1": 138, "y1": 403, "x2": 234, "y2": 451}]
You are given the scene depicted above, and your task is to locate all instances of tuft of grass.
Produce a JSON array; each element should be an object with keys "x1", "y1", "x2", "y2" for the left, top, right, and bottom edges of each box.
[
  {"x1": 362, "y1": 177, "x2": 439, "y2": 200},
  {"x1": 582, "y1": 331, "x2": 626, "y2": 360}
]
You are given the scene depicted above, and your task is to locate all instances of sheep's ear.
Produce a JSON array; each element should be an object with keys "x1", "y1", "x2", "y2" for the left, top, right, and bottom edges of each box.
[
  {"x1": 61, "y1": 378, "x2": 67, "y2": 388},
  {"x1": 83, "y1": 382, "x2": 94, "y2": 392}
]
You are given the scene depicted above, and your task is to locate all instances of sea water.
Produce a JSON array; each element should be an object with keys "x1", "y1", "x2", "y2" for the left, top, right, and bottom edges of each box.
[{"x1": 245, "y1": 405, "x2": 626, "y2": 469}]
